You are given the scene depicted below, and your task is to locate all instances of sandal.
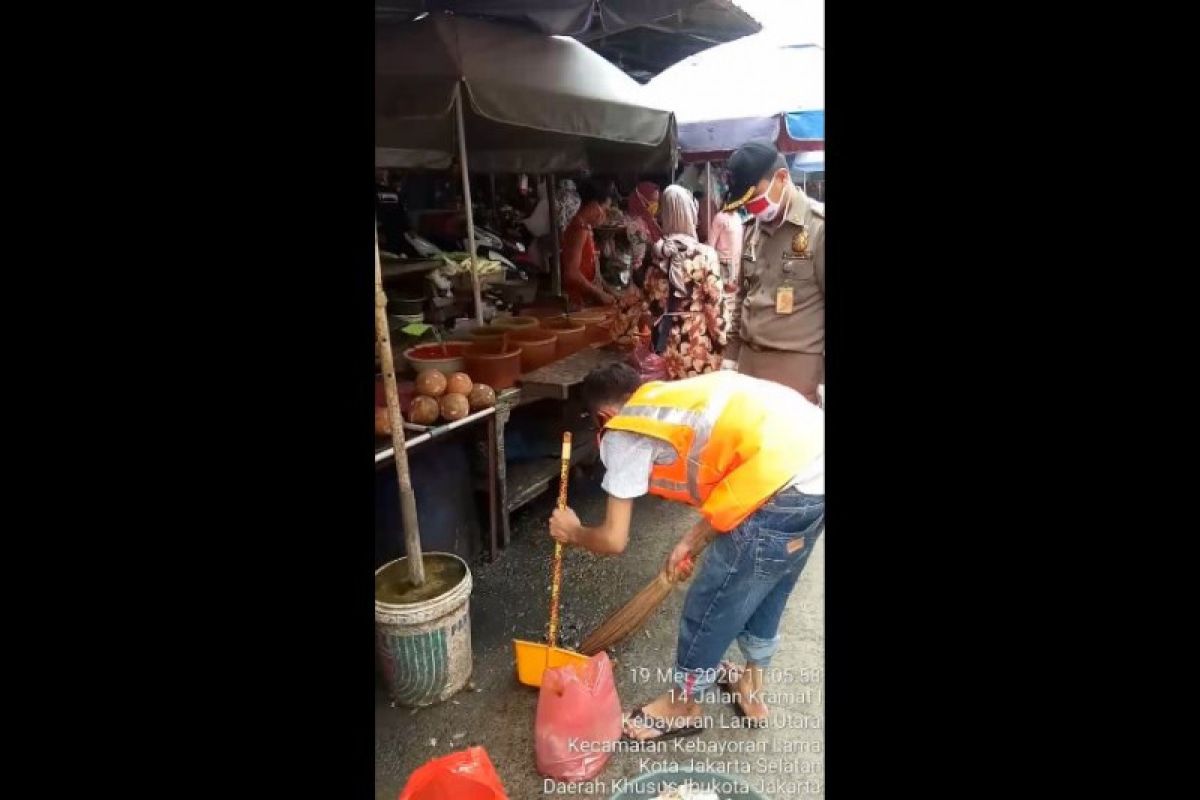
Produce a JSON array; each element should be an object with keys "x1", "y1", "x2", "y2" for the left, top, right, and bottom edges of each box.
[
  {"x1": 717, "y1": 661, "x2": 770, "y2": 728},
  {"x1": 621, "y1": 705, "x2": 706, "y2": 741}
]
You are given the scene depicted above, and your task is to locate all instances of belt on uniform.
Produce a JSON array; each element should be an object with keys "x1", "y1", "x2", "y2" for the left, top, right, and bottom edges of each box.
[{"x1": 743, "y1": 341, "x2": 822, "y2": 356}]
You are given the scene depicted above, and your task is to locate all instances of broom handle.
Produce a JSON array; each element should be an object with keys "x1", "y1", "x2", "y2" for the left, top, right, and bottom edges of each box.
[
  {"x1": 669, "y1": 529, "x2": 715, "y2": 584},
  {"x1": 547, "y1": 432, "x2": 572, "y2": 649}
]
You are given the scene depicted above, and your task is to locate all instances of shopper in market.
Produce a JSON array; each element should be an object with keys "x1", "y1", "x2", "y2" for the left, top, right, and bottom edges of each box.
[
  {"x1": 626, "y1": 180, "x2": 663, "y2": 248},
  {"x1": 721, "y1": 141, "x2": 825, "y2": 405},
  {"x1": 548, "y1": 362, "x2": 824, "y2": 740},
  {"x1": 649, "y1": 185, "x2": 730, "y2": 376},
  {"x1": 561, "y1": 179, "x2": 620, "y2": 309}
]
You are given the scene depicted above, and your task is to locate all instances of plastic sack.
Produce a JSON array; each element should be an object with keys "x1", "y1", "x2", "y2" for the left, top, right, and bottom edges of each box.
[
  {"x1": 627, "y1": 339, "x2": 667, "y2": 383},
  {"x1": 397, "y1": 746, "x2": 508, "y2": 800},
  {"x1": 535, "y1": 652, "x2": 622, "y2": 782}
]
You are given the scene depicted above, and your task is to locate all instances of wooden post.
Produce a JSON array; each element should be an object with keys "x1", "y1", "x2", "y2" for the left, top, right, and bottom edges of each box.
[
  {"x1": 705, "y1": 161, "x2": 713, "y2": 239},
  {"x1": 375, "y1": 230, "x2": 425, "y2": 586},
  {"x1": 547, "y1": 174, "x2": 562, "y2": 298},
  {"x1": 454, "y1": 84, "x2": 484, "y2": 326},
  {"x1": 489, "y1": 173, "x2": 499, "y2": 224}
]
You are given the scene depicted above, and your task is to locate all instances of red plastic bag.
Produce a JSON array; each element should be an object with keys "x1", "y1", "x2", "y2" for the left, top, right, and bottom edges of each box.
[
  {"x1": 535, "y1": 652, "x2": 623, "y2": 781},
  {"x1": 398, "y1": 746, "x2": 508, "y2": 800},
  {"x1": 627, "y1": 339, "x2": 667, "y2": 383}
]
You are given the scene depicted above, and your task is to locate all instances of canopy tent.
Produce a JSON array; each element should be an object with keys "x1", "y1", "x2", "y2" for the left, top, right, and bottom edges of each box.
[
  {"x1": 789, "y1": 149, "x2": 825, "y2": 175},
  {"x1": 376, "y1": 13, "x2": 677, "y2": 320},
  {"x1": 376, "y1": 14, "x2": 676, "y2": 174},
  {"x1": 375, "y1": 1, "x2": 749, "y2": 38},
  {"x1": 644, "y1": 34, "x2": 823, "y2": 162}
]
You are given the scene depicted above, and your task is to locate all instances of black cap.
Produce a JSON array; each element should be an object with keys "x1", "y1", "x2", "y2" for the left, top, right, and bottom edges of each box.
[{"x1": 724, "y1": 141, "x2": 787, "y2": 211}]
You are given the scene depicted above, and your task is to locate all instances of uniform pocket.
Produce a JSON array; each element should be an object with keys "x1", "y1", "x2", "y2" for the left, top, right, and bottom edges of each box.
[{"x1": 780, "y1": 256, "x2": 816, "y2": 285}]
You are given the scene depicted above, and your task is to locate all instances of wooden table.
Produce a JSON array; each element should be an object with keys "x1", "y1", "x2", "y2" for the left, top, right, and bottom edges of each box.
[
  {"x1": 374, "y1": 406, "x2": 500, "y2": 561},
  {"x1": 483, "y1": 347, "x2": 627, "y2": 546},
  {"x1": 515, "y1": 345, "x2": 627, "y2": 405}
]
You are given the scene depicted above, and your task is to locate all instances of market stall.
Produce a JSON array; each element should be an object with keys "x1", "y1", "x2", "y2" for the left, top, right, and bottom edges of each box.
[
  {"x1": 375, "y1": 14, "x2": 679, "y2": 566},
  {"x1": 376, "y1": 13, "x2": 677, "y2": 315}
]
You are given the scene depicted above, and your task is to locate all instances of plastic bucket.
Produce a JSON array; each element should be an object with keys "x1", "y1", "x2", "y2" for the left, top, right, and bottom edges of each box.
[
  {"x1": 375, "y1": 553, "x2": 473, "y2": 707},
  {"x1": 609, "y1": 770, "x2": 769, "y2": 800}
]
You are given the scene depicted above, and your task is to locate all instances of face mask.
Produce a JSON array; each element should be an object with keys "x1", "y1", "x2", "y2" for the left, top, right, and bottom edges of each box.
[
  {"x1": 744, "y1": 174, "x2": 783, "y2": 222},
  {"x1": 638, "y1": 189, "x2": 659, "y2": 217}
]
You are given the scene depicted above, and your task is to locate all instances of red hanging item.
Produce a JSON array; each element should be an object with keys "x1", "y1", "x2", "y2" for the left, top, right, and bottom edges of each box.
[{"x1": 397, "y1": 746, "x2": 509, "y2": 800}]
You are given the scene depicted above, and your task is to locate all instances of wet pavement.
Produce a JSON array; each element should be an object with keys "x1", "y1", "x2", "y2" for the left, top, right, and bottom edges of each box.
[{"x1": 375, "y1": 473, "x2": 825, "y2": 799}]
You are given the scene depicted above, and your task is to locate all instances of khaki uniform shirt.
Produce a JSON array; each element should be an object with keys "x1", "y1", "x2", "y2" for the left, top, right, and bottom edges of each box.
[{"x1": 726, "y1": 185, "x2": 825, "y2": 361}]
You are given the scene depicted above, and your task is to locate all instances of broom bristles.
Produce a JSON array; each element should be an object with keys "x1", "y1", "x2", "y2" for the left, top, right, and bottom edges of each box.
[{"x1": 579, "y1": 572, "x2": 673, "y2": 655}]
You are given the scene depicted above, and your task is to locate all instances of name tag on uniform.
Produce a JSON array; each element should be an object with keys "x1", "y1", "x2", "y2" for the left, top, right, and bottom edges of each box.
[{"x1": 775, "y1": 286, "x2": 794, "y2": 314}]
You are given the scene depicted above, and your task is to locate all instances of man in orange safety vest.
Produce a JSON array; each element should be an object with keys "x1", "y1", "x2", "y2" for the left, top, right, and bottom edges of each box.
[{"x1": 549, "y1": 362, "x2": 824, "y2": 740}]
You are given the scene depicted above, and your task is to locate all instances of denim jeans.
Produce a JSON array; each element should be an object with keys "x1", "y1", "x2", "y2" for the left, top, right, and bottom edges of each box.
[{"x1": 673, "y1": 486, "x2": 825, "y2": 698}]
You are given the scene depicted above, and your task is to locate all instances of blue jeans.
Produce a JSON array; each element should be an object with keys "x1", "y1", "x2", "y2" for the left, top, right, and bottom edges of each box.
[{"x1": 673, "y1": 486, "x2": 825, "y2": 698}]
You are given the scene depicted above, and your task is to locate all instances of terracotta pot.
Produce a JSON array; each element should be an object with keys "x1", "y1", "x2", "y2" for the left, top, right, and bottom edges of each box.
[
  {"x1": 568, "y1": 312, "x2": 612, "y2": 345},
  {"x1": 464, "y1": 343, "x2": 523, "y2": 390},
  {"x1": 505, "y1": 328, "x2": 559, "y2": 372},
  {"x1": 467, "y1": 326, "x2": 510, "y2": 347},
  {"x1": 490, "y1": 315, "x2": 540, "y2": 331},
  {"x1": 537, "y1": 318, "x2": 588, "y2": 357},
  {"x1": 402, "y1": 342, "x2": 468, "y2": 375},
  {"x1": 522, "y1": 305, "x2": 569, "y2": 320}
]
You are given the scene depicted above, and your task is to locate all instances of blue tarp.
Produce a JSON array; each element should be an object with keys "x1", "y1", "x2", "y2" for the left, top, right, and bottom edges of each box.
[{"x1": 785, "y1": 110, "x2": 824, "y2": 141}]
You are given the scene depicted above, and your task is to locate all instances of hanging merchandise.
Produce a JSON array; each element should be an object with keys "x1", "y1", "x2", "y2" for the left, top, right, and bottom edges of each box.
[
  {"x1": 523, "y1": 178, "x2": 551, "y2": 238},
  {"x1": 555, "y1": 179, "x2": 580, "y2": 233}
]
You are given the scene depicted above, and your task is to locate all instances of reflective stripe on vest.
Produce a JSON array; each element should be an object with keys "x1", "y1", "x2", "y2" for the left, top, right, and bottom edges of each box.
[{"x1": 618, "y1": 379, "x2": 737, "y2": 504}]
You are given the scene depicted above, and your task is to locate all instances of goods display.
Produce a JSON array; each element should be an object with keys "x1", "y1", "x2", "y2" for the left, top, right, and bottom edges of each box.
[
  {"x1": 608, "y1": 287, "x2": 648, "y2": 348},
  {"x1": 467, "y1": 384, "x2": 497, "y2": 411},
  {"x1": 445, "y1": 372, "x2": 474, "y2": 396},
  {"x1": 439, "y1": 392, "x2": 470, "y2": 421},
  {"x1": 407, "y1": 395, "x2": 440, "y2": 425},
  {"x1": 415, "y1": 369, "x2": 448, "y2": 397}
]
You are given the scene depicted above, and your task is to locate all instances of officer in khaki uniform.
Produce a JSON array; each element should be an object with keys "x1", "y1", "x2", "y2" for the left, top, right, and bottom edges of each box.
[{"x1": 720, "y1": 142, "x2": 825, "y2": 405}]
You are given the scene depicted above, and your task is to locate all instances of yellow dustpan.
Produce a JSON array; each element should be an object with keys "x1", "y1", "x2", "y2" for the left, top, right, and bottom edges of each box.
[{"x1": 513, "y1": 432, "x2": 591, "y2": 687}]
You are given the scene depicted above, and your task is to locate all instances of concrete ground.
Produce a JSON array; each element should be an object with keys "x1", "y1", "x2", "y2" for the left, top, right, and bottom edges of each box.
[{"x1": 376, "y1": 474, "x2": 824, "y2": 799}]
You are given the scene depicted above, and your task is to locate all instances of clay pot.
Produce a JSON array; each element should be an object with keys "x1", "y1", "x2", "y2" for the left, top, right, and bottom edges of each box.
[
  {"x1": 522, "y1": 305, "x2": 569, "y2": 320},
  {"x1": 505, "y1": 328, "x2": 559, "y2": 372},
  {"x1": 537, "y1": 318, "x2": 588, "y2": 357},
  {"x1": 403, "y1": 342, "x2": 468, "y2": 375},
  {"x1": 463, "y1": 343, "x2": 523, "y2": 390},
  {"x1": 490, "y1": 315, "x2": 540, "y2": 331},
  {"x1": 467, "y1": 326, "x2": 510, "y2": 347},
  {"x1": 567, "y1": 311, "x2": 611, "y2": 345}
]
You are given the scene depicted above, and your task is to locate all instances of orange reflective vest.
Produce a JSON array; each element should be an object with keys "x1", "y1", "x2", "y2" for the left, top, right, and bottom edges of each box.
[{"x1": 604, "y1": 371, "x2": 823, "y2": 532}]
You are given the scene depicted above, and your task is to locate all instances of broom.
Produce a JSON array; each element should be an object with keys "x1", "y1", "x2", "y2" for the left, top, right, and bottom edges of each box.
[{"x1": 578, "y1": 536, "x2": 711, "y2": 656}]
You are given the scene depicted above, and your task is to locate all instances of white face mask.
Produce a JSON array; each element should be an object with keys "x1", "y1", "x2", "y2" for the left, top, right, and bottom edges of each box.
[{"x1": 745, "y1": 173, "x2": 784, "y2": 222}]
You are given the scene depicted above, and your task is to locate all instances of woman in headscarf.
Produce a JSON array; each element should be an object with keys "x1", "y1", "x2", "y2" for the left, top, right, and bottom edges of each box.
[
  {"x1": 561, "y1": 179, "x2": 619, "y2": 309},
  {"x1": 650, "y1": 185, "x2": 730, "y2": 379},
  {"x1": 626, "y1": 181, "x2": 663, "y2": 247}
]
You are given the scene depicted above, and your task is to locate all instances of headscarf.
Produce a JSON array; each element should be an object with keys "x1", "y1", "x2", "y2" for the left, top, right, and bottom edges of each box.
[
  {"x1": 659, "y1": 184, "x2": 698, "y2": 240},
  {"x1": 627, "y1": 181, "x2": 662, "y2": 244}
]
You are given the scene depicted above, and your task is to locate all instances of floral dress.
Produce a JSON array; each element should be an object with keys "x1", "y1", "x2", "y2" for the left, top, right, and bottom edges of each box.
[{"x1": 651, "y1": 235, "x2": 730, "y2": 379}]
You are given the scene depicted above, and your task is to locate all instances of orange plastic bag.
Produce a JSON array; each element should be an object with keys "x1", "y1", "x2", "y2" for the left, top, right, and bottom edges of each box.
[
  {"x1": 535, "y1": 652, "x2": 623, "y2": 781},
  {"x1": 397, "y1": 746, "x2": 508, "y2": 800}
]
